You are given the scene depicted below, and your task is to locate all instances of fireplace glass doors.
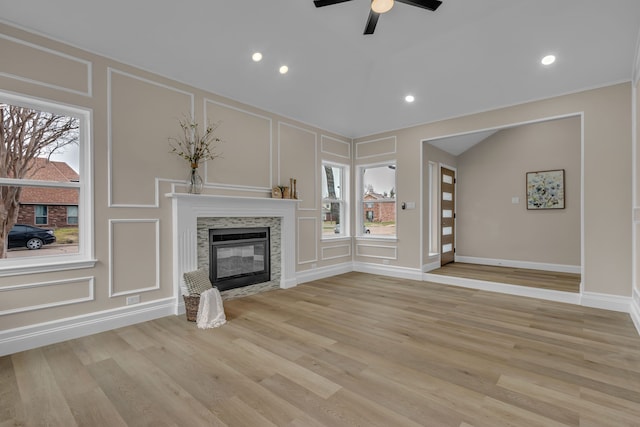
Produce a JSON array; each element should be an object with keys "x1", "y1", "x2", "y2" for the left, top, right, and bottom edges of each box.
[{"x1": 209, "y1": 227, "x2": 270, "y2": 291}]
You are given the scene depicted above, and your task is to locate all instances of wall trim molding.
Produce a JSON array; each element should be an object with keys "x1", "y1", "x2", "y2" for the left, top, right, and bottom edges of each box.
[
  {"x1": 355, "y1": 136, "x2": 397, "y2": 159},
  {"x1": 320, "y1": 134, "x2": 351, "y2": 159},
  {"x1": 107, "y1": 67, "x2": 195, "y2": 208},
  {"x1": 108, "y1": 219, "x2": 161, "y2": 297},
  {"x1": 423, "y1": 272, "x2": 582, "y2": 305},
  {"x1": 580, "y1": 291, "x2": 632, "y2": 313},
  {"x1": 633, "y1": 26, "x2": 640, "y2": 86},
  {"x1": 0, "y1": 297, "x2": 175, "y2": 357},
  {"x1": 0, "y1": 32, "x2": 92, "y2": 97},
  {"x1": 455, "y1": 256, "x2": 581, "y2": 274}
]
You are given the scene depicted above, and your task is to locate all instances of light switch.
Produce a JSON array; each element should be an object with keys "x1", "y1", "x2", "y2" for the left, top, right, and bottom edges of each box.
[
  {"x1": 405, "y1": 201, "x2": 416, "y2": 209},
  {"x1": 511, "y1": 197, "x2": 519, "y2": 204}
]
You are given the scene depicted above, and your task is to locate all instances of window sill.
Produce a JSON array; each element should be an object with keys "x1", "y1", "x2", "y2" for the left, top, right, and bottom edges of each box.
[
  {"x1": 321, "y1": 236, "x2": 351, "y2": 242},
  {"x1": 0, "y1": 258, "x2": 97, "y2": 277},
  {"x1": 355, "y1": 235, "x2": 398, "y2": 243}
]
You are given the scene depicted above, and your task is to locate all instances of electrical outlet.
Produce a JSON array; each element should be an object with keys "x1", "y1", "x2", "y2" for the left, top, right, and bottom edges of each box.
[
  {"x1": 126, "y1": 295, "x2": 140, "y2": 305},
  {"x1": 311, "y1": 263, "x2": 317, "y2": 269},
  {"x1": 382, "y1": 259, "x2": 390, "y2": 265}
]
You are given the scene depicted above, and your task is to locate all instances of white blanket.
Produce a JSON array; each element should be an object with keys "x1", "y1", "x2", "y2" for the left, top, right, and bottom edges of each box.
[{"x1": 196, "y1": 287, "x2": 226, "y2": 329}]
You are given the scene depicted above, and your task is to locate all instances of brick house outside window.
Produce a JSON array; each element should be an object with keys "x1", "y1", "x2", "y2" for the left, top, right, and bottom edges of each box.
[{"x1": 16, "y1": 158, "x2": 79, "y2": 228}]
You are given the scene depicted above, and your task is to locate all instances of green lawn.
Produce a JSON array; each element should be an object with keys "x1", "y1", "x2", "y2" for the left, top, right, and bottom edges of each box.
[{"x1": 54, "y1": 227, "x2": 79, "y2": 244}]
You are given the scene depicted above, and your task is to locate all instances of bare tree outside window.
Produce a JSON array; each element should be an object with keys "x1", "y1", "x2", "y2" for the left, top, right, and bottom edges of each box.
[{"x1": 0, "y1": 103, "x2": 79, "y2": 258}]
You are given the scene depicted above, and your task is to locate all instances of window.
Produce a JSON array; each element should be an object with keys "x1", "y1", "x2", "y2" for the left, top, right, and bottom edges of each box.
[
  {"x1": 35, "y1": 205, "x2": 48, "y2": 225},
  {"x1": 0, "y1": 91, "x2": 94, "y2": 274},
  {"x1": 67, "y1": 206, "x2": 79, "y2": 225},
  {"x1": 358, "y1": 162, "x2": 396, "y2": 237},
  {"x1": 322, "y1": 162, "x2": 348, "y2": 237}
]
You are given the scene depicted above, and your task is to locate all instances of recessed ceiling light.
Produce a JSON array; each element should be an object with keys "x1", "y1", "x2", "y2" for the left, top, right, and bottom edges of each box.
[
  {"x1": 252, "y1": 52, "x2": 263, "y2": 62},
  {"x1": 541, "y1": 54, "x2": 556, "y2": 66},
  {"x1": 405, "y1": 95, "x2": 415, "y2": 103},
  {"x1": 279, "y1": 65, "x2": 289, "y2": 74}
]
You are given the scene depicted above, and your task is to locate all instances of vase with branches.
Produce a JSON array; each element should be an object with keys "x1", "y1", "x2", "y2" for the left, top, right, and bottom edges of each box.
[{"x1": 169, "y1": 116, "x2": 222, "y2": 194}]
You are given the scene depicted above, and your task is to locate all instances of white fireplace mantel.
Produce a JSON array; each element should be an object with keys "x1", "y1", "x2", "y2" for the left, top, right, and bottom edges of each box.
[{"x1": 166, "y1": 193, "x2": 299, "y2": 311}]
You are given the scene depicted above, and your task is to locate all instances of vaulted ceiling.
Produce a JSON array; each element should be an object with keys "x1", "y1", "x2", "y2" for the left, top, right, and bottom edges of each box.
[{"x1": 1, "y1": 0, "x2": 639, "y2": 138}]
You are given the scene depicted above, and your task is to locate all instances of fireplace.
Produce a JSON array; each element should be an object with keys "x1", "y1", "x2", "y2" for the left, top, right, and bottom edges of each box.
[
  {"x1": 209, "y1": 227, "x2": 270, "y2": 291},
  {"x1": 166, "y1": 193, "x2": 298, "y2": 310}
]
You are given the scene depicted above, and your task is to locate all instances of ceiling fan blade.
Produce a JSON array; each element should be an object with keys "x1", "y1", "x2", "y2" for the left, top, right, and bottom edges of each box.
[
  {"x1": 364, "y1": 10, "x2": 380, "y2": 34},
  {"x1": 314, "y1": 0, "x2": 352, "y2": 7},
  {"x1": 395, "y1": 0, "x2": 442, "y2": 11}
]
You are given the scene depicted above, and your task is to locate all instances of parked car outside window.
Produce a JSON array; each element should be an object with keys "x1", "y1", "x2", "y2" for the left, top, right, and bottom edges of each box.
[{"x1": 8, "y1": 224, "x2": 56, "y2": 250}]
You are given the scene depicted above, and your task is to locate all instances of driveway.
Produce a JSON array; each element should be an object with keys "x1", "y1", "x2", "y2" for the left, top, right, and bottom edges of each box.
[{"x1": 6, "y1": 244, "x2": 79, "y2": 258}]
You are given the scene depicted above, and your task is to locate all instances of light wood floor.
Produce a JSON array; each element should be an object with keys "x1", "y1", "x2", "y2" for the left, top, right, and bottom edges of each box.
[
  {"x1": 430, "y1": 262, "x2": 582, "y2": 293},
  {"x1": 2, "y1": 272, "x2": 639, "y2": 426}
]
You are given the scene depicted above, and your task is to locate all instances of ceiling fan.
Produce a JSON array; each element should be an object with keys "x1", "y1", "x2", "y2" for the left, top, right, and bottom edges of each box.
[{"x1": 314, "y1": 0, "x2": 442, "y2": 35}]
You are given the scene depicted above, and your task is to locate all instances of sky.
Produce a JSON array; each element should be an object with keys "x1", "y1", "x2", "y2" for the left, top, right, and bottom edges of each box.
[
  {"x1": 48, "y1": 143, "x2": 79, "y2": 173},
  {"x1": 363, "y1": 164, "x2": 396, "y2": 195}
]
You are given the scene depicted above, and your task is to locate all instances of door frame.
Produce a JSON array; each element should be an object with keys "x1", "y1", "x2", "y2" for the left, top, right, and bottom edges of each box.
[{"x1": 420, "y1": 112, "x2": 583, "y2": 296}]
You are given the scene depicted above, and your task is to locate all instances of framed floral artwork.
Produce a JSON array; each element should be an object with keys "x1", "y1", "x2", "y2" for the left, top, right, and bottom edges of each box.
[{"x1": 526, "y1": 169, "x2": 565, "y2": 210}]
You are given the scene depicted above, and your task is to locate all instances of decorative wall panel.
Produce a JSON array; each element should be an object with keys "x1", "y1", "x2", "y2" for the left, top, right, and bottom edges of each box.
[
  {"x1": 109, "y1": 219, "x2": 160, "y2": 296},
  {"x1": 0, "y1": 34, "x2": 91, "y2": 96},
  {"x1": 204, "y1": 100, "x2": 272, "y2": 190},
  {"x1": 356, "y1": 136, "x2": 397, "y2": 159},
  {"x1": 279, "y1": 123, "x2": 317, "y2": 210},
  {"x1": 108, "y1": 68, "x2": 193, "y2": 207},
  {"x1": 321, "y1": 135, "x2": 351, "y2": 159},
  {"x1": 0, "y1": 277, "x2": 94, "y2": 315},
  {"x1": 356, "y1": 243, "x2": 397, "y2": 259},
  {"x1": 297, "y1": 217, "x2": 318, "y2": 264},
  {"x1": 321, "y1": 244, "x2": 351, "y2": 260}
]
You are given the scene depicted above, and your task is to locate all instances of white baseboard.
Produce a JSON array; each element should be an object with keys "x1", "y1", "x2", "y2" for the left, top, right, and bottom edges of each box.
[
  {"x1": 281, "y1": 277, "x2": 299, "y2": 289},
  {"x1": 353, "y1": 262, "x2": 423, "y2": 281},
  {"x1": 0, "y1": 298, "x2": 176, "y2": 357},
  {"x1": 423, "y1": 260, "x2": 440, "y2": 272},
  {"x1": 296, "y1": 262, "x2": 353, "y2": 285},
  {"x1": 423, "y1": 273, "x2": 581, "y2": 305},
  {"x1": 631, "y1": 289, "x2": 640, "y2": 335},
  {"x1": 580, "y1": 291, "x2": 632, "y2": 313},
  {"x1": 455, "y1": 256, "x2": 581, "y2": 274}
]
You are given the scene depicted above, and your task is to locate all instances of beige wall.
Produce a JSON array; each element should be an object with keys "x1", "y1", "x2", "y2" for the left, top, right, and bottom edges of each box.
[
  {"x1": 0, "y1": 22, "x2": 350, "y2": 331},
  {"x1": 356, "y1": 83, "x2": 632, "y2": 296},
  {"x1": 455, "y1": 117, "x2": 581, "y2": 265}
]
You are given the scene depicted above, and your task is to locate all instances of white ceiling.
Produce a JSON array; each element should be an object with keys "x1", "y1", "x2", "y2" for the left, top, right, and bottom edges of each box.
[{"x1": 1, "y1": 0, "x2": 639, "y2": 138}]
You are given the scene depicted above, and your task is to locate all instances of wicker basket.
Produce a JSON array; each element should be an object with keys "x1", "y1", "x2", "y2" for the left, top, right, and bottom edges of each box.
[{"x1": 183, "y1": 295, "x2": 200, "y2": 322}]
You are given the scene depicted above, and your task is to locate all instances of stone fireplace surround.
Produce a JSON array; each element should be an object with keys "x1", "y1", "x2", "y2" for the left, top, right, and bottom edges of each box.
[{"x1": 166, "y1": 193, "x2": 298, "y2": 313}]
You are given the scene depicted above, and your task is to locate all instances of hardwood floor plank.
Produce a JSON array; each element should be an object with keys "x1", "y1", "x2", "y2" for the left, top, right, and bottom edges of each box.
[
  {"x1": 0, "y1": 356, "x2": 20, "y2": 424},
  {"x1": 3, "y1": 272, "x2": 640, "y2": 426},
  {"x1": 42, "y1": 342, "x2": 128, "y2": 426},
  {"x1": 430, "y1": 262, "x2": 581, "y2": 293},
  {"x1": 12, "y1": 349, "x2": 78, "y2": 426}
]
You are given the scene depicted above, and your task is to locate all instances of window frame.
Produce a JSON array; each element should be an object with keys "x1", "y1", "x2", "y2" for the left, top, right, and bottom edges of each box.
[
  {"x1": 0, "y1": 91, "x2": 95, "y2": 276},
  {"x1": 35, "y1": 205, "x2": 48, "y2": 225},
  {"x1": 321, "y1": 161, "x2": 349, "y2": 239},
  {"x1": 356, "y1": 161, "x2": 397, "y2": 239},
  {"x1": 67, "y1": 205, "x2": 79, "y2": 225}
]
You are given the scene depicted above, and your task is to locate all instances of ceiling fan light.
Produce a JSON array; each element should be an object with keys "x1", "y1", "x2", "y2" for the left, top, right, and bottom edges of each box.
[{"x1": 371, "y1": 0, "x2": 394, "y2": 14}]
